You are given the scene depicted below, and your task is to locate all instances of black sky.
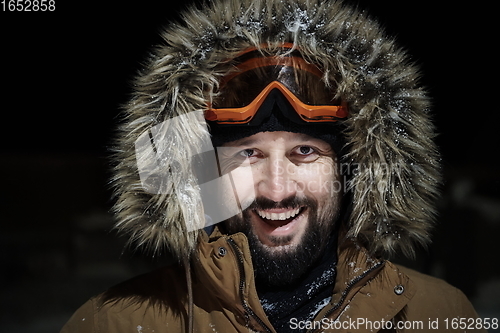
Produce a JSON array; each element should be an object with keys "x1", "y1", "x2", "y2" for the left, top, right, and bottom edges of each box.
[{"x1": 1, "y1": 0, "x2": 497, "y2": 167}]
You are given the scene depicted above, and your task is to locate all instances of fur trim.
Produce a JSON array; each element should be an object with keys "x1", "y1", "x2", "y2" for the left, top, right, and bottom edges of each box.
[{"x1": 112, "y1": 0, "x2": 441, "y2": 260}]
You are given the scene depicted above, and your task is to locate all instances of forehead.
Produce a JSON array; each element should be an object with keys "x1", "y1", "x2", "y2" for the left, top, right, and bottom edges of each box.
[{"x1": 222, "y1": 131, "x2": 331, "y2": 149}]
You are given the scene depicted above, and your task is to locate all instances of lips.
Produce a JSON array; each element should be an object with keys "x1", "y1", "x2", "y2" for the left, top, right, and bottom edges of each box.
[
  {"x1": 253, "y1": 207, "x2": 305, "y2": 231},
  {"x1": 250, "y1": 206, "x2": 307, "y2": 243}
]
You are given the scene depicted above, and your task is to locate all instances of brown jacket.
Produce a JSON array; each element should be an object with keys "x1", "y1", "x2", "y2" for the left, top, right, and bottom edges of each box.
[
  {"x1": 62, "y1": 231, "x2": 483, "y2": 333},
  {"x1": 63, "y1": 1, "x2": 483, "y2": 332}
]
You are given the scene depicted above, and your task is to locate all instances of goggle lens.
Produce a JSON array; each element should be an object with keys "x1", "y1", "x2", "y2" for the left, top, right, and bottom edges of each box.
[{"x1": 206, "y1": 52, "x2": 348, "y2": 124}]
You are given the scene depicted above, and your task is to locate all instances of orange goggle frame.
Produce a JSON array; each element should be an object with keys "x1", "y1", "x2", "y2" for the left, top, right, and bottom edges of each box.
[
  {"x1": 205, "y1": 81, "x2": 347, "y2": 124},
  {"x1": 205, "y1": 44, "x2": 348, "y2": 124}
]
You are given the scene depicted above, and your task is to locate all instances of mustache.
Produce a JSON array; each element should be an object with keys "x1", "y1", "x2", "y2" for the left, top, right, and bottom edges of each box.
[{"x1": 245, "y1": 195, "x2": 316, "y2": 211}]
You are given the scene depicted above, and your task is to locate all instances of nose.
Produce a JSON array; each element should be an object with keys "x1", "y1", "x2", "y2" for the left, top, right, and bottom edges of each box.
[{"x1": 256, "y1": 154, "x2": 297, "y2": 203}]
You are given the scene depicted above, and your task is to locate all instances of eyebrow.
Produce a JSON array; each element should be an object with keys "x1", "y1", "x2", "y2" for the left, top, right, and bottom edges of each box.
[
  {"x1": 223, "y1": 133, "x2": 327, "y2": 147},
  {"x1": 223, "y1": 137, "x2": 263, "y2": 147}
]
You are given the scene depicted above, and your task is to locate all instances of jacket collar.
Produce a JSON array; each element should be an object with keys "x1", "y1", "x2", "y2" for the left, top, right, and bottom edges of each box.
[
  {"x1": 193, "y1": 227, "x2": 272, "y2": 330},
  {"x1": 313, "y1": 241, "x2": 416, "y2": 331},
  {"x1": 193, "y1": 227, "x2": 416, "y2": 332}
]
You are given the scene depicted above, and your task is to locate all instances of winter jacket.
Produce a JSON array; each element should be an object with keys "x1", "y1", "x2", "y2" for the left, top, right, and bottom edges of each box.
[
  {"x1": 61, "y1": 228, "x2": 483, "y2": 333},
  {"x1": 62, "y1": 0, "x2": 484, "y2": 332}
]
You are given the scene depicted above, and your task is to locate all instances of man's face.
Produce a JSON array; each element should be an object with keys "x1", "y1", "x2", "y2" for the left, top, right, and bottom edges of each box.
[{"x1": 219, "y1": 131, "x2": 342, "y2": 287}]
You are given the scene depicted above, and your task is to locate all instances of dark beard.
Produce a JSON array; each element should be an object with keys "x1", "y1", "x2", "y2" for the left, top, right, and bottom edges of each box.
[{"x1": 224, "y1": 195, "x2": 339, "y2": 288}]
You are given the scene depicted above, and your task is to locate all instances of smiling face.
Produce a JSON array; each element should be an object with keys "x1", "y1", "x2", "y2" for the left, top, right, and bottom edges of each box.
[{"x1": 219, "y1": 131, "x2": 342, "y2": 287}]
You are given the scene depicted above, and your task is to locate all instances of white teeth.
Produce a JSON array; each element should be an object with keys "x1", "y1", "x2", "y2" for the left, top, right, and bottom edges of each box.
[{"x1": 256, "y1": 207, "x2": 301, "y2": 221}]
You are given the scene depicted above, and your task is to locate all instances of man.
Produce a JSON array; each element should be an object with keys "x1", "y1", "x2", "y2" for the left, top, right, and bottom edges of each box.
[{"x1": 62, "y1": 0, "x2": 486, "y2": 332}]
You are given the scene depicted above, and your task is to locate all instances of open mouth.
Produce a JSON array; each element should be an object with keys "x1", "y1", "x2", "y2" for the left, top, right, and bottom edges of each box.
[{"x1": 254, "y1": 206, "x2": 305, "y2": 227}]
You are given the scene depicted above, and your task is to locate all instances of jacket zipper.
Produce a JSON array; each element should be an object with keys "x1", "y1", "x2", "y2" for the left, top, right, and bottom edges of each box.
[
  {"x1": 226, "y1": 237, "x2": 274, "y2": 333},
  {"x1": 308, "y1": 261, "x2": 385, "y2": 333}
]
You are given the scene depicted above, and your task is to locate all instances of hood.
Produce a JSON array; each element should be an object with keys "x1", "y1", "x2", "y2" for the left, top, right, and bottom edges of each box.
[{"x1": 112, "y1": 0, "x2": 441, "y2": 260}]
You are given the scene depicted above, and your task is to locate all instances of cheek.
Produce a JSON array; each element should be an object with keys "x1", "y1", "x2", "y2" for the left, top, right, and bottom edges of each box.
[
  {"x1": 294, "y1": 162, "x2": 339, "y2": 196},
  {"x1": 226, "y1": 167, "x2": 256, "y2": 208}
]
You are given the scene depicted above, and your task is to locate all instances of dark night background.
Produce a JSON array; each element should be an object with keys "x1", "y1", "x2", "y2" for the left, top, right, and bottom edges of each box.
[{"x1": 1, "y1": 1, "x2": 498, "y2": 331}]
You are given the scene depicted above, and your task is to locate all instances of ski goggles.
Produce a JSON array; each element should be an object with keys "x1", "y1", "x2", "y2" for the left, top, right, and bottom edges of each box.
[{"x1": 205, "y1": 50, "x2": 348, "y2": 125}]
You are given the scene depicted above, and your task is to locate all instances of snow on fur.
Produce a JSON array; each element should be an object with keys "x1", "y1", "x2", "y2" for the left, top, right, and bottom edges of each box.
[{"x1": 112, "y1": 0, "x2": 441, "y2": 260}]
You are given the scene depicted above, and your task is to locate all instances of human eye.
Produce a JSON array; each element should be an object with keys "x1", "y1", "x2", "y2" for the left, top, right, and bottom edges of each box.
[
  {"x1": 290, "y1": 145, "x2": 321, "y2": 163},
  {"x1": 233, "y1": 148, "x2": 262, "y2": 164},
  {"x1": 295, "y1": 146, "x2": 316, "y2": 156},
  {"x1": 239, "y1": 148, "x2": 257, "y2": 158}
]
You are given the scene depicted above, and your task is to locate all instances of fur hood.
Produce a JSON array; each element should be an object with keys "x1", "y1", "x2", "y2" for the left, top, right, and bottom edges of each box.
[{"x1": 112, "y1": 0, "x2": 441, "y2": 260}]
